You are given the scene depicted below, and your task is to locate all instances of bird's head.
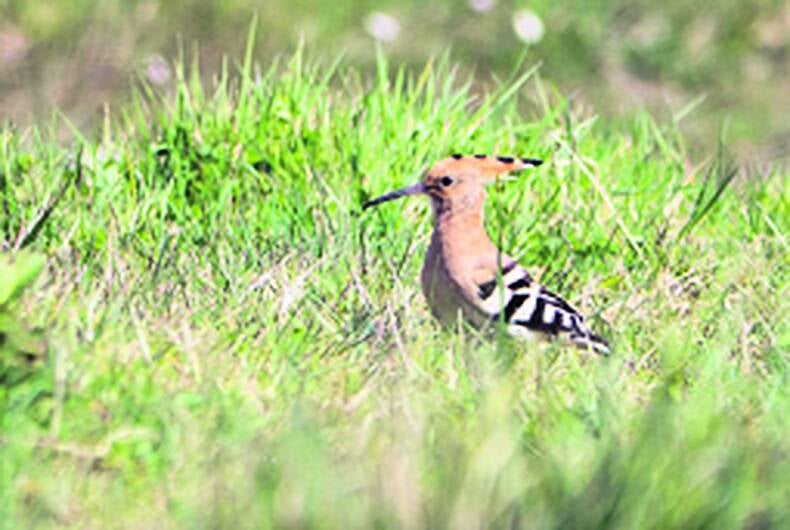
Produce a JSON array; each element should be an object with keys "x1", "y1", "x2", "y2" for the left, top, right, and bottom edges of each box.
[{"x1": 362, "y1": 154, "x2": 543, "y2": 216}]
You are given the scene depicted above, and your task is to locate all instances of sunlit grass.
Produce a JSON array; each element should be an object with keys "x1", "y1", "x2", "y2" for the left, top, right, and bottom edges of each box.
[{"x1": 0, "y1": 47, "x2": 787, "y2": 529}]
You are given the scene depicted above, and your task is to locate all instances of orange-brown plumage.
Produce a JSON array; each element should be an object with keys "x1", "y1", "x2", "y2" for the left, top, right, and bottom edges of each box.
[{"x1": 364, "y1": 154, "x2": 610, "y2": 354}]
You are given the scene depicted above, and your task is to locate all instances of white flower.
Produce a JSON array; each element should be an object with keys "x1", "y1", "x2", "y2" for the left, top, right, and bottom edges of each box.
[
  {"x1": 512, "y1": 9, "x2": 545, "y2": 44},
  {"x1": 363, "y1": 12, "x2": 401, "y2": 42},
  {"x1": 144, "y1": 54, "x2": 171, "y2": 85},
  {"x1": 469, "y1": 0, "x2": 496, "y2": 13}
]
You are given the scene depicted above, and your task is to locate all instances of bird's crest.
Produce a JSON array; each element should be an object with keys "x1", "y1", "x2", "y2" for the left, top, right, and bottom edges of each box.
[{"x1": 427, "y1": 154, "x2": 543, "y2": 182}]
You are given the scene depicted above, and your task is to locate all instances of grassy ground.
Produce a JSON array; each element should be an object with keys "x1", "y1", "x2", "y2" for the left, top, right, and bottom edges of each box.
[{"x1": 1, "y1": 48, "x2": 788, "y2": 528}]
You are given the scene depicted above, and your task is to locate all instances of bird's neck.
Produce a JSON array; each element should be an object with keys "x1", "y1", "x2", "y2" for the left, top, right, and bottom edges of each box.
[{"x1": 431, "y1": 201, "x2": 492, "y2": 254}]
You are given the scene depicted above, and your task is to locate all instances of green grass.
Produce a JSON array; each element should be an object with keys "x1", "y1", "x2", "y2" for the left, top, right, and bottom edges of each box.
[{"x1": 1, "y1": 47, "x2": 788, "y2": 529}]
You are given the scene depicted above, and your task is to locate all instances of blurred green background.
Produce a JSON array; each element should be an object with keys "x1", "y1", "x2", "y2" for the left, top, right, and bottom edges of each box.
[{"x1": 0, "y1": 0, "x2": 788, "y2": 161}]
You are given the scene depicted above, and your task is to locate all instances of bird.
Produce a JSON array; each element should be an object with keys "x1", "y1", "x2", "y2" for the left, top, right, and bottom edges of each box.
[{"x1": 362, "y1": 154, "x2": 610, "y2": 355}]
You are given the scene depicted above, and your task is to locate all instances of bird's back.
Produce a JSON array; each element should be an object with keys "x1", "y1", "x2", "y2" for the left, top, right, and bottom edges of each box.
[{"x1": 422, "y1": 216, "x2": 610, "y2": 354}]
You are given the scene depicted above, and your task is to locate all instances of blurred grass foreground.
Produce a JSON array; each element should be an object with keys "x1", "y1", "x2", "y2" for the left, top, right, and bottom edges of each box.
[
  {"x1": 0, "y1": 0, "x2": 789, "y2": 161},
  {"x1": 1, "y1": 33, "x2": 788, "y2": 528}
]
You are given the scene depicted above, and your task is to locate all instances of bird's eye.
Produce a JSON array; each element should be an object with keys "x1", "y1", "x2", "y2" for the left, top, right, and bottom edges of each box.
[{"x1": 440, "y1": 175, "x2": 454, "y2": 187}]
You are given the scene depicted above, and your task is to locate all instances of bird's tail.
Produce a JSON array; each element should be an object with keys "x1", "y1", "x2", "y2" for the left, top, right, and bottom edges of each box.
[{"x1": 570, "y1": 332, "x2": 611, "y2": 355}]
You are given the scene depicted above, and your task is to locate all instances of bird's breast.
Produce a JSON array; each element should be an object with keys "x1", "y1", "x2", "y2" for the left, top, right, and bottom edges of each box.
[{"x1": 420, "y1": 232, "x2": 491, "y2": 328}]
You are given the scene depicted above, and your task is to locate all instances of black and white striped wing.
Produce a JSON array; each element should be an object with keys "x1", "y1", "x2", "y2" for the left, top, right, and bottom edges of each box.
[{"x1": 476, "y1": 261, "x2": 610, "y2": 354}]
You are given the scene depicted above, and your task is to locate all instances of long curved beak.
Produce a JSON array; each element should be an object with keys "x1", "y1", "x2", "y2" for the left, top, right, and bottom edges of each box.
[{"x1": 362, "y1": 182, "x2": 426, "y2": 210}]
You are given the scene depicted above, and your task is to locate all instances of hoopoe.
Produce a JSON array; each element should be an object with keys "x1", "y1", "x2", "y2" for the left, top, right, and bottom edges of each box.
[{"x1": 363, "y1": 154, "x2": 610, "y2": 354}]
